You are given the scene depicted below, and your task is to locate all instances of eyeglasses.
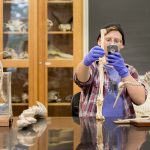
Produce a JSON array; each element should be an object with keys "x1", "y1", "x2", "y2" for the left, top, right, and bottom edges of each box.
[{"x1": 105, "y1": 37, "x2": 122, "y2": 45}]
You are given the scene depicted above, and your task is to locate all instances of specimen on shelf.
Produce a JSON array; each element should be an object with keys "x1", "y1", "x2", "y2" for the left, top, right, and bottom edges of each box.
[
  {"x1": 4, "y1": 48, "x2": 28, "y2": 59},
  {"x1": 4, "y1": 20, "x2": 28, "y2": 32},
  {"x1": 48, "y1": 45, "x2": 73, "y2": 59},
  {"x1": 47, "y1": 19, "x2": 53, "y2": 31},
  {"x1": 48, "y1": 90, "x2": 61, "y2": 103},
  {"x1": 58, "y1": 23, "x2": 71, "y2": 32}
]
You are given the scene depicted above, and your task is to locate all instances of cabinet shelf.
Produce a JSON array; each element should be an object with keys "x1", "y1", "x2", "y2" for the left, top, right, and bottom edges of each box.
[
  {"x1": 12, "y1": 103, "x2": 28, "y2": 106},
  {"x1": 3, "y1": 32, "x2": 28, "y2": 34},
  {"x1": 3, "y1": 1, "x2": 27, "y2": 4},
  {"x1": 2, "y1": 60, "x2": 29, "y2": 67},
  {"x1": 45, "y1": 60, "x2": 74, "y2": 67},
  {"x1": 48, "y1": 0, "x2": 73, "y2": 4},
  {"x1": 48, "y1": 31, "x2": 73, "y2": 34},
  {"x1": 48, "y1": 103, "x2": 71, "y2": 106}
]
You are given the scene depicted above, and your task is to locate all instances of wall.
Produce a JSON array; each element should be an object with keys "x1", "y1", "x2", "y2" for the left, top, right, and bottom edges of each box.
[{"x1": 88, "y1": 0, "x2": 150, "y2": 75}]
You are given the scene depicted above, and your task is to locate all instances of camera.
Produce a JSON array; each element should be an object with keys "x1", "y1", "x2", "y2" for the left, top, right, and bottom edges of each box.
[{"x1": 107, "y1": 45, "x2": 118, "y2": 54}]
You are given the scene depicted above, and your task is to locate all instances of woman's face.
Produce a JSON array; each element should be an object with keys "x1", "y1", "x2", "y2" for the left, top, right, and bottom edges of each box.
[{"x1": 98, "y1": 30, "x2": 124, "y2": 55}]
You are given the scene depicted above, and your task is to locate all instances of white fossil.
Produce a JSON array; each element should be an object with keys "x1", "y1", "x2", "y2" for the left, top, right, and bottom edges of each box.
[
  {"x1": 4, "y1": 48, "x2": 29, "y2": 59},
  {"x1": 132, "y1": 72, "x2": 150, "y2": 117},
  {"x1": 17, "y1": 101, "x2": 47, "y2": 129},
  {"x1": 4, "y1": 20, "x2": 27, "y2": 32},
  {"x1": 96, "y1": 29, "x2": 107, "y2": 120},
  {"x1": 47, "y1": 19, "x2": 53, "y2": 31},
  {"x1": 19, "y1": 51, "x2": 29, "y2": 59},
  {"x1": 95, "y1": 30, "x2": 107, "y2": 150},
  {"x1": 22, "y1": 92, "x2": 28, "y2": 103},
  {"x1": 58, "y1": 24, "x2": 71, "y2": 32},
  {"x1": 141, "y1": 72, "x2": 150, "y2": 86},
  {"x1": 4, "y1": 48, "x2": 18, "y2": 59},
  {"x1": 48, "y1": 44, "x2": 73, "y2": 59}
]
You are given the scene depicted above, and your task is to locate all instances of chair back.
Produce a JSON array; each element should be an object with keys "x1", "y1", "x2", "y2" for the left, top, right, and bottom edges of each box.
[{"x1": 71, "y1": 92, "x2": 81, "y2": 116}]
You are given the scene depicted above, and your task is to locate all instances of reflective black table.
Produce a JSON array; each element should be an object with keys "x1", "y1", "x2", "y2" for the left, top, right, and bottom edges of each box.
[{"x1": 0, "y1": 117, "x2": 150, "y2": 150}]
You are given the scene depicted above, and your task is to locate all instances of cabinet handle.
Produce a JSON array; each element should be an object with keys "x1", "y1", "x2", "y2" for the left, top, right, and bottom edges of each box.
[{"x1": 45, "y1": 62, "x2": 51, "y2": 66}]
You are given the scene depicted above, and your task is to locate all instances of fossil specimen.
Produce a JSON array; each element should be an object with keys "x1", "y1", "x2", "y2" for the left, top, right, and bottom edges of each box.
[
  {"x1": 47, "y1": 19, "x2": 53, "y2": 31},
  {"x1": 58, "y1": 23, "x2": 71, "y2": 32},
  {"x1": 132, "y1": 72, "x2": 150, "y2": 117},
  {"x1": 4, "y1": 48, "x2": 28, "y2": 59},
  {"x1": 96, "y1": 29, "x2": 107, "y2": 120},
  {"x1": 48, "y1": 45, "x2": 73, "y2": 59},
  {"x1": 17, "y1": 101, "x2": 47, "y2": 129},
  {"x1": 4, "y1": 20, "x2": 27, "y2": 32}
]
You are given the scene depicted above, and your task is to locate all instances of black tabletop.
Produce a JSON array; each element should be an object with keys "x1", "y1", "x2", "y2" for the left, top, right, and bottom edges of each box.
[{"x1": 0, "y1": 117, "x2": 150, "y2": 150}]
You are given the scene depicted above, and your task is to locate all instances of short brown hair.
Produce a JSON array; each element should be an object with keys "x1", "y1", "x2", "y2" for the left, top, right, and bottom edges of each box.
[{"x1": 97, "y1": 23, "x2": 125, "y2": 45}]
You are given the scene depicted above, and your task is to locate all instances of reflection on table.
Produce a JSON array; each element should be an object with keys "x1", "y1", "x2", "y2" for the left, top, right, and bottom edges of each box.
[
  {"x1": 76, "y1": 117, "x2": 150, "y2": 150},
  {"x1": 0, "y1": 117, "x2": 150, "y2": 150},
  {"x1": 0, "y1": 118, "x2": 47, "y2": 150}
]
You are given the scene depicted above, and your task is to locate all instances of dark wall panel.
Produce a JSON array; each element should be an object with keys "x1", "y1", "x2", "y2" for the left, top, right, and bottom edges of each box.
[{"x1": 89, "y1": 0, "x2": 150, "y2": 74}]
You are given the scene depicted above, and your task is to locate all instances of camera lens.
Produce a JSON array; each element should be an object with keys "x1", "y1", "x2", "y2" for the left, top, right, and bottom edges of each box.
[{"x1": 108, "y1": 51, "x2": 112, "y2": 55}]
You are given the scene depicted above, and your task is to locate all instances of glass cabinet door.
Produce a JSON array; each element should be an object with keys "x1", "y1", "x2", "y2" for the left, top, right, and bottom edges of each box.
[
  {"x1": 0, "y1": 0, "x2": 82, "y2": 116},
  {"x1": 38, "y1": 0, "x2": 83, "y2": 116},
  {"x1": 47, "y1": 0, "x2": 73, "y2": 116},
  {"x1": 3, "y1": 0, "x2": 28, "y2": 59},
  {"x1": 47, "y1": 0, "x2": 73, "y2": 60},
  {"x1": 1, "y1": 0, "x2": 38, "y2": 115}
]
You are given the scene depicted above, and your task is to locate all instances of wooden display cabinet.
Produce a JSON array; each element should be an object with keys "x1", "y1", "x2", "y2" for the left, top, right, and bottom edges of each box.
[
  {"x1": 0, "y1": 0, "x2": 38, "y2": 116},
  {"x1": 0, "y1": 0, "x2": 83, "y2": 116}
]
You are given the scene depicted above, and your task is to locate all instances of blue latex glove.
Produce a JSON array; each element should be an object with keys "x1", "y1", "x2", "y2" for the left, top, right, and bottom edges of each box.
[
  {"x1": 84, "y1": 46, "x2": 105, "y2": 66},
  {"x1": 107, "y1": 52, "x2": 129, "y2": 78}
]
